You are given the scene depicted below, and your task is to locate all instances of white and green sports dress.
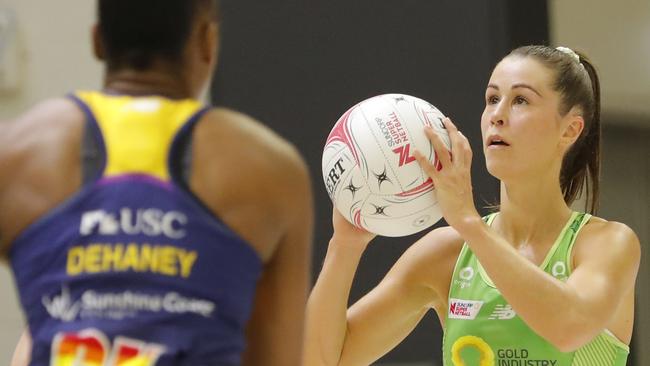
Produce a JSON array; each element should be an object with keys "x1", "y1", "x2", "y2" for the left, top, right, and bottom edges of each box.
[{"x1": 442, "y1": 212, "x2": 629, "y2": 366}]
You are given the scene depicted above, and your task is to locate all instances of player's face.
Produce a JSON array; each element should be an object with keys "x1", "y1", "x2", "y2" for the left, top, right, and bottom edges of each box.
[{"x1": 480, "y1": 56, "x2": 566, "y2": 181}]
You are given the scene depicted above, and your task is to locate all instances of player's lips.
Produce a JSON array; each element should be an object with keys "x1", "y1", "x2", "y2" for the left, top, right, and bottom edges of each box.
[{"x1": 486, "y1": 134, "x2": 510, "y2": 148}]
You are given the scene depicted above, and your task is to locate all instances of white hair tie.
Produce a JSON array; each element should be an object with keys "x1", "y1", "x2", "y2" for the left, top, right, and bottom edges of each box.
[{"x1": 556, "y1": 46, "x2": 581, "y2": 63}]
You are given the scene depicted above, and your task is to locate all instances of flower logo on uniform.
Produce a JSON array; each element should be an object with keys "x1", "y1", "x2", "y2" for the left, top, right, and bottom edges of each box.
[
  {"x1": 451, "y1": 335, "x2": 495, "y2": 366},
  {"x1": 454, "y1": 266, "x2": 475, "y2": 289},
  {"x1": 551, "y1": 261, "x2": 568, "y2": 280},
  {"x1": 459, "y1": 267, "x2": 474, "y2": 281}
]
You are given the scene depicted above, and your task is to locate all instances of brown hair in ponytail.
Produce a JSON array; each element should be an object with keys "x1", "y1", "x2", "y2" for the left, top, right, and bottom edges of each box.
[{"x1": 507, "y1": 45, "x2": 601, "y2": 214}]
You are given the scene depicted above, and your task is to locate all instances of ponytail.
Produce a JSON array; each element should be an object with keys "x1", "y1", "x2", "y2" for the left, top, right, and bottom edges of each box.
[{"x1": 559, "y1": 53, "x2": 601, "y2": 214}]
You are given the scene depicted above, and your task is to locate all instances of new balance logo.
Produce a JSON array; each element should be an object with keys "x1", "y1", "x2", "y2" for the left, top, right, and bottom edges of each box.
[
  {"x1": 392, "y1": 144, "x2": 416, "y2": 167},
  {"x1": 488, "y1": 304, "x2": 516, "y2": 320}
]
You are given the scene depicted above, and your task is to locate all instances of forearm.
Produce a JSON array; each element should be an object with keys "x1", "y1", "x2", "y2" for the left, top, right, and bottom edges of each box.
[{"x1": 305, "y1": 239, "x2": 366, "y2": 366}]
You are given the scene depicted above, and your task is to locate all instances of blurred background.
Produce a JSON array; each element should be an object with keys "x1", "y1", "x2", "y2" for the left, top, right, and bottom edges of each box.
[{"x1": 0, "y1": 0, "x2": 647, "y2": 364}]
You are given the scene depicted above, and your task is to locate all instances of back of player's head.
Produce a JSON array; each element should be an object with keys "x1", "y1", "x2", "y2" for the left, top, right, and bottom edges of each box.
[{"x1": 98, "y1": 0, "x2": 219, "y2": 71}]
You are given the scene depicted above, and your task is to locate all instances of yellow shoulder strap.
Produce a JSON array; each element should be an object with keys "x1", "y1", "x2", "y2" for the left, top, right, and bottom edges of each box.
[{"x1": 75, "y1": 91, "x2": 204, "y2": 181}]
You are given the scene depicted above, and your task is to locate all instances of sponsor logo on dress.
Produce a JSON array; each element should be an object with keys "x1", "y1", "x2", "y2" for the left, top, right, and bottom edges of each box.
[
  {"x1": 80, "y1": 208, "x2": 188, "y2": 239},
  {"x1": 42, "y1": 286, "x2": 215, "y2": 322},
  {"x1": 451, "y1": 342, "x2": 559, "y2": 365},
  {"x1": 42, "y1": 286, "x2": 81, "y2": 322},
  {"x1": 496, "y1": 349, "x2": 558, "y2": 365},
  {"x1": 454, "y1": 266, "x2": 475, "y2": 289},
  {"x1": 451, "y1": 335, "x2": 494, "y2": 365},
  {"x1": 488, "y1": 304, "x2": 517, "y2": 320},
  {"x1": 551, "y1": 261, "x2": 568, "y2": 280},
  {"x1": 448, "y1": 298, "x2": 483, "y2": 320}
]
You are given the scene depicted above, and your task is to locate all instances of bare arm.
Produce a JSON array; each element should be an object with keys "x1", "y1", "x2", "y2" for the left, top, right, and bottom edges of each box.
[
  {"x1": 415, "y1": 118, "x2": 642, "y2": 352},
  {"x1": 10, "y1": 330, "x2": 31, "y2": 366},
  {"x1": 459, "y1": 218, "x2": 640, "y2": 351},
  {"x1": 0, "y1": 98, "x2": 83, "y2": 256},
  {"x1": 191, "y1": 109, "x2": 315, "y2": 364},
  {"x1": 304, "y1": 212, "x2": 462, "y2": 366},
  {"x1": 242, "y1": 147, "x2": 314, "y2": 366}
]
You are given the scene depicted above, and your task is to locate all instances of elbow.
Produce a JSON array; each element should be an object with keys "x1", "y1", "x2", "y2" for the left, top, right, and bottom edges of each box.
[
  {"x1": 552, "y1": 338, "x2": 581, "y2": 353},
  {"x1": 544, "y1": 322, "x2": 596, "y2": 353}
]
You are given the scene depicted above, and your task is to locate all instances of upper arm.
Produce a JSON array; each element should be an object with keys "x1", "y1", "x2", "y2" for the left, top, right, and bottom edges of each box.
[
  {"x1": 339, "y1": 226, "x2": 463, "y2": 365},
  {"x1": 240, "y1": 125, "x2": 314, "y2": 366},
  {"x1": 566, "y1": 221, "x2": 640, "y2": 334},
  {"x1": 0, "y1": 119, "x2": 20, "y2": 253},
  {"x1": 0, "y1": 98, "x2": 83, "y2": 255}
]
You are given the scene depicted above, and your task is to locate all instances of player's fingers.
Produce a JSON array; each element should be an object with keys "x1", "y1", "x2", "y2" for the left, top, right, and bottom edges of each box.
[
  {"x1": 413, "y1": 148, "x2": 439, "y2": 180},
  {"x1": 424, "y1": 126, "x2": 452, "y2": 169},
  {"x1": 441, "y1": 117, "x2": 465, "y2": 167},
  {"x1": 458, "y1": 131, "x2": 473, "y2": 167},
  {"x1": 442, "y1": 116, "x2": 459, "y2": 132}
]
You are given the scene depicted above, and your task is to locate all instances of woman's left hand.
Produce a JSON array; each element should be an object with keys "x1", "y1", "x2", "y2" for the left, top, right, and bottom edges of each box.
[{"x1": 413, "y1": 117, "x2": 481, "y2": 230}]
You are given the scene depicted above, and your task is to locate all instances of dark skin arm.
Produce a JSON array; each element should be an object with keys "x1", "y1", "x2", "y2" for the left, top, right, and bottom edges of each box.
[
  {"x1": 191, "y1": 109, "x2": 313, "y2": 366},
  {"x1": 0, "y1": 98, "x2": 83, "y2": 255}
]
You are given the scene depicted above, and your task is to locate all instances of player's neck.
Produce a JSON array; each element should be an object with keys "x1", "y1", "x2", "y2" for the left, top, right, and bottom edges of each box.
[
  {"x1": 497, "y1": 177, "x2": 572, "y2": 247},
  {"x1": 103, "y1": 67, "x2": 195, "y2": 100}
]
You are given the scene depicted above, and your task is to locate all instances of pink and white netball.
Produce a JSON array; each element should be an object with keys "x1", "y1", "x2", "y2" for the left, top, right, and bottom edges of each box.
[{"x1": 322, "y1": 94, "x2": 451, "y2": 237}]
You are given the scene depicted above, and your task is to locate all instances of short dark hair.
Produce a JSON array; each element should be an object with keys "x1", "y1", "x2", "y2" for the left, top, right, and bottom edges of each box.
[
  {"x1": 508, "y1": 45, "x2": 601, "y2": 214},
  {"x1": 98, "y1": 0, "x2": 219, "y2": 71}
]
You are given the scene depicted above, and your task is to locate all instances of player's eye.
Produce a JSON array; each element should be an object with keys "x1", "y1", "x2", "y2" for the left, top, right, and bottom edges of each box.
[
  {"x1": 486, "y1": 95, "x2": 499, "y2": 105},
  {"x1": 514, "y1": 96, "x2": 528, "y2": 105}
]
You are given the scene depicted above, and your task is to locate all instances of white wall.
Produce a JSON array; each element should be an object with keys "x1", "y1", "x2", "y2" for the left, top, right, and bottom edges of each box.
[
  {"x1": 0, "y1": 0, "x2": 100, "y2": 363},
  {"x1": 0, "y1": 0, "x2": 101, "y2": 119},
  {"x1": 550, "y1": 0, "x2": 650, "y2": 126}
]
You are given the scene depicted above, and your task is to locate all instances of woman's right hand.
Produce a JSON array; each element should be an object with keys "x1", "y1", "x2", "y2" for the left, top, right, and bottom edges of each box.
[{"x1": 331, "y1": 207, "x2": 376, "y2": 248}]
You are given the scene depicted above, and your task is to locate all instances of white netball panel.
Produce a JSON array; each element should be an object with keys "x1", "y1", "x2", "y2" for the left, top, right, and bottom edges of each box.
[
  {"x1": 334, "y1": 173, "x2": 372, "y2": 228},
  {"x1": 362, "y1": 190, "x2": 438, "y2": 218},
  {"x1": 323, "y1": 93, "x2": 450, "y2": 237},
  {"x1": 348, "y1": 108, "x2": 393, "y2": 188},
  {"x1": 322, "y1": 146, "x2": 357, "y2": 201},
  {"x1": 360, "y1": 198, "x2": 443, "y2": 237}
]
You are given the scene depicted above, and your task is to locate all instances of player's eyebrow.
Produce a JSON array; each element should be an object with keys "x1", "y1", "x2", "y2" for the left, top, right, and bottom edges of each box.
[{"x1": 487, "y1": 83, "x2": 543, "y2": 97}]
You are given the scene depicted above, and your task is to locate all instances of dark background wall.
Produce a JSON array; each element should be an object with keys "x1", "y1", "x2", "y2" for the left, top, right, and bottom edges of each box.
[{"x1": 212, "y1": 1, "x2": 548, "y2": 363}]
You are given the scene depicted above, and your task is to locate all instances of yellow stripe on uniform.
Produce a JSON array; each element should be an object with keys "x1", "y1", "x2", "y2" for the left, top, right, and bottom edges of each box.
[{"x1": 76, "y1": 91, "x2": 203, "y2": 181}]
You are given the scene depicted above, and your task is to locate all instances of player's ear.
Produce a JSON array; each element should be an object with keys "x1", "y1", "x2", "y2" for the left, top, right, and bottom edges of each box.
[
  {"x1": 92, "y1": 24, "x2": 106, "y2": 61},
  {"x1": 560, "y1": 107, "x2": 584, "y2": 149},
  {"x1": 199, "y1": 20, "x2": 219, "y2": 65}
]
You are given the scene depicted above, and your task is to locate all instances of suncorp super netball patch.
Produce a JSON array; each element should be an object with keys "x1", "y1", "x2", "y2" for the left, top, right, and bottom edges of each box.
[{"x1": 448, "y1": 298, "x2": 484, "y2": 320}]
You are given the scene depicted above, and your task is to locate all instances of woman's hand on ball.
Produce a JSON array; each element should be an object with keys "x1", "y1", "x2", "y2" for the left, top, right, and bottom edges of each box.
[
  {"x1": 331, "y1": 207, "x2": 376, "y2": 247},
  {"x1": 413, "y1": 117, "x2": 481, "y2": 230}
]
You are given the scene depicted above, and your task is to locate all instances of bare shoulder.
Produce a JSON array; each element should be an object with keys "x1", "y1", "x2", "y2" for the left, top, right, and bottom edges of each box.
[
  {"x1": 574, "y1": 216, "x2": 641, "y2": 267},
  {"x1": 0, "y1": 98, "x2": 84, "y2": 251},
  {"x1": 389, "y1": 225, "x2": 465, "y2": 303},
  {"x1": 189, "y1": 107, "x2": 312, "y2": 257},
  {"x1": 0, "y1": 97, "x2": 84, "y2": 188},
  {"x1": 0, "y1": 98, "x2": 83, "y2": 156},
  {"x1": 193, "y1": 107, "x2": 310, "y2": 192}
]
